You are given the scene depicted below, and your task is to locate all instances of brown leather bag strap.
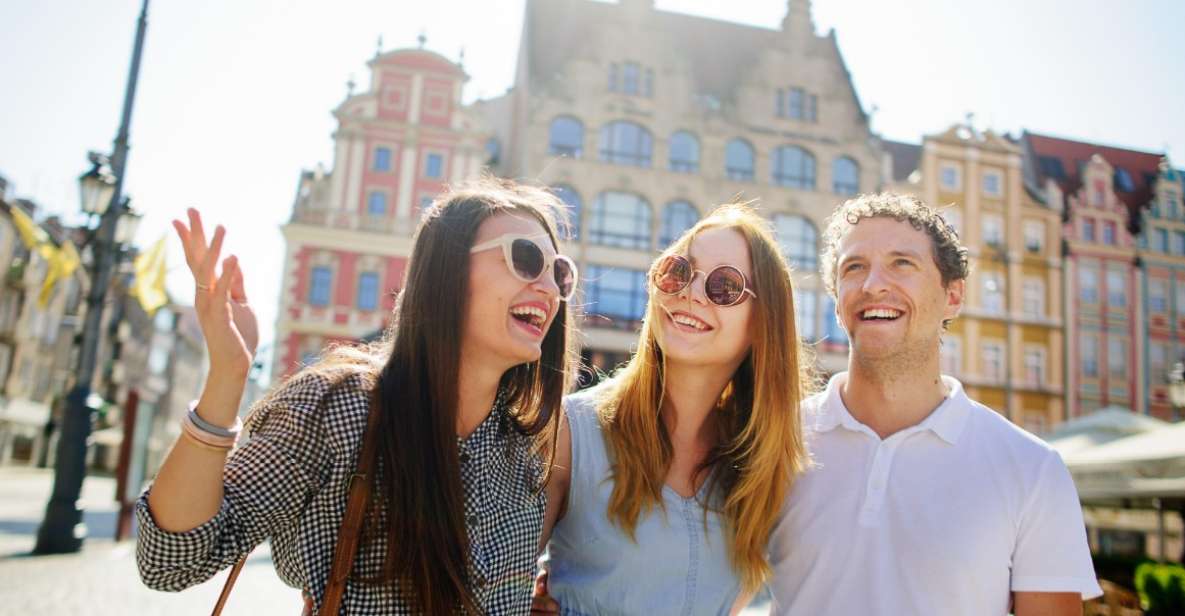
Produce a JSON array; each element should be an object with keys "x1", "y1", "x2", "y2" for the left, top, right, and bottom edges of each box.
[
  {"x1": 318, "y1": 395, "x2": 383, "y2": 615},
  {"x1": 211, "y1": 386, "x2": 383, "y2": 616}
]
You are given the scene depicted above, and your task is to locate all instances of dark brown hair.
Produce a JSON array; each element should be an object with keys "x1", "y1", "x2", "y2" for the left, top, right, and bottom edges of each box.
[{"x1": 300, "y1": 177, "x2": 574, "y2": 613}]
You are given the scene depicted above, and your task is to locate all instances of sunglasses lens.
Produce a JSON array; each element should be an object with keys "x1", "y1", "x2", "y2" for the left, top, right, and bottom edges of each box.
[
  {"x1": 553, "y1": 257, "x2": 576, "y2": 299},
  {"x1": 510, "y1": 239, "x2": 545, "y2": 280},
  {"x1": 653, "y1": 255, "x2": 692, "y2": 294},
  {"x1": 705, "y1": 267, "x2": 745, "y2": 306}
]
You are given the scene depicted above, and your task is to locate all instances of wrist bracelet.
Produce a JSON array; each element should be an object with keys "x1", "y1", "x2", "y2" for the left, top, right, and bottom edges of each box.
[
  {"x1": 180, "y1": 424, "x2": 233, "y2": 452},
  {"x1": 187, "y1": 400, "x2": 243, "y2": 438}
]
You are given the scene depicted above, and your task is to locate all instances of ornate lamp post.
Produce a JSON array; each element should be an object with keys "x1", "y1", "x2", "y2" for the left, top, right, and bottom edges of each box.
[{"x1": 34, "y1": 0, "x2": 150, "y2": 554}]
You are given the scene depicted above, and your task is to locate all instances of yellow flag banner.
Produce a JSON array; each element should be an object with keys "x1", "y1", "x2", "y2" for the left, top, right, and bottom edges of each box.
[
  {"x1": 9, "y1": 206, "x2": 54, "y2": 259},
  {"x1": 38, "y1": 241, "x2": 81, "y2": 307},
  {"x1": 130, "y1": 235, "x2": 168, "y2": 315}
]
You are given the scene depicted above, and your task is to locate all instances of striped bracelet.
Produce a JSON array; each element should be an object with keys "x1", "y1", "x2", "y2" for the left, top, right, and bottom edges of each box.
[{"x1": 183, "y1": 401, "x2": 242, "y2": 449}]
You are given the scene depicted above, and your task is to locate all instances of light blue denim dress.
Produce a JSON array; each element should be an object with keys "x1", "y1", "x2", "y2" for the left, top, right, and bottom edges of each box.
[{"x1": 545, "y1": 388, "x2": 742, "y2": 616}]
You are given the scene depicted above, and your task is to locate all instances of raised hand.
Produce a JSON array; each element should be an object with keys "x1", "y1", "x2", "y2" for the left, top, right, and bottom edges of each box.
[{"x1": 173, "y1": 208, "x2": 259, "y2": 386}]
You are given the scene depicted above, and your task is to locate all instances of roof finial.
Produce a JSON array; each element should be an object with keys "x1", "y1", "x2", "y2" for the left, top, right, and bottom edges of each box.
[
  {"x1": 459, "y1": 46, "x2": 466, "y2": 67},
  {"x1": 782, "y1": 0, "x2": 815, "y2": 36},
  {"x1": 375, "y1": 35, "x2": 383, "y2": 59},
  {"x1": 346, "y1": 74, "x2": 356, "y2": 96},
  {"x1": 417, "y1": 30, "x2": 427, "y2": 49}
]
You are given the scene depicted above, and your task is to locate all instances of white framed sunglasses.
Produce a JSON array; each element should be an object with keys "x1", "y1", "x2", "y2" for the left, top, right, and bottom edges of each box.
[{"x1": 470, "y1": 233, "x2": 579, "y2": 301}]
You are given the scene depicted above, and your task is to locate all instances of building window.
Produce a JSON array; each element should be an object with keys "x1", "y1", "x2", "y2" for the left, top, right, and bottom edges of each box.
[
  {"x1": 1082, "y1": 335, "x2": 1099, "y2": 378},
  {"x1": 774, "y1": 214, "x2": 818, "y2": 271},
  {"x1": 373, "y1": 147, "x2": 392, "y2": 172},
  {"x1": 599, "y1": 120, "x2": 652, "y2": 167},
  {"x1": 425, "y1": 153, "x2": 444, "y2": 179},
  {"x1": 1174, "y1": 231, "x2": 1185, "y2": 256},
  {"x1": 668, "y1": 131, "x2": 700, "y2": 173},
  {"x1": 622, "y1": 62, "x2": 640, "y2": 95},
  {"x1": 357, "y1": 272, "x2": 379, "y2": 311},
  {"x1": 658, "y1": 201, "x2": 699, "y2": 248},
  {"x1": 1022, "y1": 277, "x2": 1044, "y2": 318},
  {"x1": 1024, "y1": 346, "x2": 1046, "y2": 386},
  {"x1": 485, "y1": 138, "x2": 501, "y2": 166},
  {"x1": 832, "y1": 156, "x2": 859, "y2": 195},
  {"x1": 982, "y1": 214, "x2": 1005, "y2": 247},
  {"x1": 589, "y1": 191, "x2": 652, "y2": 250},
  {"x1": 309, "y1": 266, "x2": 332, "y2": 307},
  {"x1": 584, "y1": 265, "x2": 647, "y2": 324},
  {"x1": 367, "y1": 191, "x2": 388, "y2": 216},
  {"x1": 1114, "y1": 168, "x2": 1135, "y2": 192},
  {"x1": 823, "y1": 296, "x2": 848, "y2": 344},
  {"x1": 1149, "y1": 278, "x2": 1168, "y2": 313},
  {"x1": 1106, "y1": 268, "x2": 1126, "y2": 307},
  {"x1": 1103, "y1": 221, "x2": 1117, "y2": 245},
  {"x1": 1023, "y1": 220, "x2": 1044, "y2": 253},
  {"x1": 794, "y1": 289, "x2": 818, "y2": 341},
  {"x1": 418, "y1": 195, "x2": 433, "y2": 211},
  {"x1": 1150, "y1": 342, "x2": 1169, "y2": 383},
  {"x1": 552, "y1": 185, "x2": 582, "y2": 241},
  {"x1": 942, "y1": 208, "x2": 962, "y2": 236},
  {"x1": 1177, "y1": 282, "x2": 1185, "y2": 316},
  {"x1": 788, "y1": 87, "x2": 805, "y2": 119},
  {"x1": 941, "y1": 335, "x2": 962, "y2": 375},
  {"x1": 549, "y1": 116, "x2": 584, "y2": 157},
  {"x1": 1082, "y1": 218, "x2": 1096, "y2": 242},
  {"x1": 1165, "y1": 191, "x2": 1180, "y2": 218},
  {"x1": 1079, "y1": 265, "x2": 1098, "y2": 304},
  {"x1": 939, "y1": 164, "x2": 960, "y2": 191},
  {"x1": 982, "y1": 171, "x2": 1003, "y2": 197},
  {"x1": 981, "y1": 342, "x2": 1004, "y2": 383},
  {"x1": 981, "y1": 272, "x2": 1004, "y2": 314},
  {"x1": 1108, "y1": 337, "x2": 1127, "y2": 378},
  {"x1": 725, "y1": 139, "x2": 755, "y2": 181},
  {"x1": 644, "y1": 68, "x2": 654, "y2": 97},
  {"x1": 772, "y1": 146, "x2": 816, "y2": 190},
  {"x1": 1155, "y1": 228, "x2": 1169, "y2": 253}
]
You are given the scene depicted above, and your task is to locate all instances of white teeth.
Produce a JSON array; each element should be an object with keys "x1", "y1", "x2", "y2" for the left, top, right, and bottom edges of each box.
[
  {"x1": 671, "y1": 313, "x2": 709, "y2": 331},
  {"x1": 510, "y1": 305, "x2": 547, "y2": 325},
  {"x1": 862, "y1": 308, "x2": 902, "y2": 320}
]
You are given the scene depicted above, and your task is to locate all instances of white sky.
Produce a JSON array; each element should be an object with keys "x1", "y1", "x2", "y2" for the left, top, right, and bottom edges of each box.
[{"x1": 2, "y1": 0, "x2": 1183, "y2": 376}]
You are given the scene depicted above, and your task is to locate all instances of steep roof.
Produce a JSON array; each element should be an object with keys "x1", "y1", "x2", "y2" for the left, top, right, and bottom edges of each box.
[
  {"x1": 1022, "y1": 131, "x2": 1163, "y2": 214},
  {"x1": 522, "y1": 0, "x2": 856, "y2": 108},
  {"x1": 882, "y1": 139, "x2": 921, "y2": 183}
]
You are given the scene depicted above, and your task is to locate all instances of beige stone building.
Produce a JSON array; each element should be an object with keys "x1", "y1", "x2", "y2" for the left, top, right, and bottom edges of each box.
[
  {"x1": 884, "y1": 125, "x2": 1065, "y2": 432},
  {"x1": 492, "y1": 0, "x2": 882, "y2": 372}
]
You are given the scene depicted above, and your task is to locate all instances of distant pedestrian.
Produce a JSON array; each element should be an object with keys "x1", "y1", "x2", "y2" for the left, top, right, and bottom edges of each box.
[
  {"x1": 136, "y1": 177, "x2": 578, "y2": 614},
  {"x1": 767, "y1": 193, "x2": 1102, "y2": 615}
]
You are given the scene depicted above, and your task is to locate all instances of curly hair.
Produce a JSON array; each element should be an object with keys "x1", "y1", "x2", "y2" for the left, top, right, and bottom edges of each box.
[{"x1": 819, "y1": 193, "x2": 970, "y2": 299}]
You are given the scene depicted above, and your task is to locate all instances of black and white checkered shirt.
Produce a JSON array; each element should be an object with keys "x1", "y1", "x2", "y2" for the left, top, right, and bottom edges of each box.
[{"x1": 135, "y1": 371, "x2": 547, "y2": 614}]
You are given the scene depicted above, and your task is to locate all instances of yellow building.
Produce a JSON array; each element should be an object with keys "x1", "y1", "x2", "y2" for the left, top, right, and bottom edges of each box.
[{"x1": 885, "y1": 124, "x2": 1065, "y2": 432}]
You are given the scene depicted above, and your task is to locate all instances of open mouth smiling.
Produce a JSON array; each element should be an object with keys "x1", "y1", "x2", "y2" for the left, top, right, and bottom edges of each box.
[
  {"x1": 859, "y1": 308, "x2": 903, "y2": 322},
  {"x1": 668, "y1": 309, "x2": 713, "y2": 333}
]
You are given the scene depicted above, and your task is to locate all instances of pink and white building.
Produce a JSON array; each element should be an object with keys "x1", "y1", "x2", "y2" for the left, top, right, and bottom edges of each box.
[{"x1": 273, "y1": 47, "x2": 494, "y2": 380}]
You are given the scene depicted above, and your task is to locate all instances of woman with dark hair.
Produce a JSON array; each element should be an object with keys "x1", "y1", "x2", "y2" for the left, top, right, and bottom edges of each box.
[{"x1": 136, "y1": 178, "x2": 578, "y2": 614}]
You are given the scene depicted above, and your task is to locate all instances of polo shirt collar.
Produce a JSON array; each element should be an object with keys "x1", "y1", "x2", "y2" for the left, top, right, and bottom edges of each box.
[{"x1": 813, "y1": 372, "x2": 972, "y2": 445}]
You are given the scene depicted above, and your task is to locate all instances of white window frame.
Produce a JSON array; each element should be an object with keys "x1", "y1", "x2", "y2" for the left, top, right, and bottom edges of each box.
[
  {"x1": 982, "y1": 213, "x2": 1005, "y2": 247},
  {"x1": 1108, "y1": 336, "x2": 1127, "y2": 379},
  {"x1": 1023, "y1": 345, "x2": 1046, "y2": 386},
  {"x1": 1022, "y1": 277, "x2": 1045, "y2": 319},
  {"x1": 1149, "y1": 278, "x2": 1169, "y2": 314},
  {"x1": 982, "y1": 170, "x2": 1003, "y2": 198},
  {"x1": 981, "y1": 271, "x2": 1005, "y2": 315},
  {"x1": 941, "y1": 335, "x2": 962, "y2": 376},
  {"x1": 939, "y1": 163, "x2": 961, "y2": 191},
  {"x1": 981, "y1": 341, "x2": 1005, "y2": 383},
  {"x1": 1023, "y1": 220, "x2": 1044, "y2": 253}
]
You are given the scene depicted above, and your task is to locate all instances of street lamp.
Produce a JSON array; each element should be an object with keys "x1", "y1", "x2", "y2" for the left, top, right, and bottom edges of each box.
[
  {"x1": 34, "y1": 0, "x2": 150, "y2": 555},
  {"x1": 1168, "y1": 362, "x2": 1185, "y2": 421}
]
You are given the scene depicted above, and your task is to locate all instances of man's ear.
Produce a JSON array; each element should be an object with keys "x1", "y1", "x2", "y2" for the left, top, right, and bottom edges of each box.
[{"x1": 944, "y1": 278, "x2": 965, "y2": 321}]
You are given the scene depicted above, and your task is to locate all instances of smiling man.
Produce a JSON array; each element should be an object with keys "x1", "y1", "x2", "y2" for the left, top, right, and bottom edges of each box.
[{"x1": 768, "y1": 194, "x2": 1102, "y2": 615}]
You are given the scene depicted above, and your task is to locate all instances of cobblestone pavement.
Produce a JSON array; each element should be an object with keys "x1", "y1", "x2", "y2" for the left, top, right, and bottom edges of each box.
[{"x1": 0, "y1": 466, "x2": 770, "y2": 615}]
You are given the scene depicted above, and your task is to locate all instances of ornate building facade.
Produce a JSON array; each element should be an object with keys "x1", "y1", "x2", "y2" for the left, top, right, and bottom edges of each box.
[
  {"x1": 1137, "y1": 159, "x2": 1185, "y2": 420},
  {"x1": 498, "y1": 0, "x2": 881, "y2": 373},
  {"x1": 885, "y1": 125, "x2": 1065, "y2": 431}
]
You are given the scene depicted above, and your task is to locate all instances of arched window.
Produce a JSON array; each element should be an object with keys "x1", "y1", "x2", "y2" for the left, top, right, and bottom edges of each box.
[
  {"x1": 658, "y1": 201, "x2": 699, "y2": 247},
  {"x1": 774, "y1": 214, "x2": 818, "y2": 271},
  {"x1": 832, "y1": 156, "x2": 859, "y2": 195},
  {"x1": 549, "y1": 116, "x2": 584, "y2": 157},
  {"x1": 668, "y1": 131, "x2": 700, "y2": 173},
  {"x1": 725, "y1": 139, "x2": 755, "y2": 182},
  {"x1": 599, "y1": 121, "x2": 652, "y2": 167},
  {"x1": 552, "y1": 185, "x2": 583, "y2": 241},
  {"x1": 772, "y1": 145, "x2": 816, "y2": 190},
  {"x1": 590, "y1": 191, "x2": 652, "y2": 250}
]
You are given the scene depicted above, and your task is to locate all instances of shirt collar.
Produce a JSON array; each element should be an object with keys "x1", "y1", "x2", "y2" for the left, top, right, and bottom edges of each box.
[{"x1": 813, "y1": 372, "x2": 971, "y2": 445}]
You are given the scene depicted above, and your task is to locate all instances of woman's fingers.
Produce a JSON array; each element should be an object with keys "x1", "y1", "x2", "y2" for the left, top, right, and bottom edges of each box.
[
  {"x1": 230, "y1": 262, "x2": 248, "y2": 304},
  {"x1": 212, "y1": 255, "x2": 237, "y2": 302},
  {"x1": 197, "y1": 225, "x2": 225, "y2": 286},
  {"x1": 187, "y1": 208, "x2": 207, "y2": 251}
]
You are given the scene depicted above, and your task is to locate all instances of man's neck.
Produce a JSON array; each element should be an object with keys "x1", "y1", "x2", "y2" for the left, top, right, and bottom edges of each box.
[{"x1": 842, "y1": 356, "x2": 950, "y2": 439}]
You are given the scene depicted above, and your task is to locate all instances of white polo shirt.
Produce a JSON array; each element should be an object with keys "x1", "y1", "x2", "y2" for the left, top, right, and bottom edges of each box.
[{"x1": 768, "y1": 373, "x2": 1102, "y2": 615}]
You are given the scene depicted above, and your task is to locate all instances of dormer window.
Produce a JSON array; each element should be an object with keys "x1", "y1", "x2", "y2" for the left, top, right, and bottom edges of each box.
[
  {"x1": 776, "y1": 87, "x2": 817, "y2": 122},
  {"x1": 609, "y1": 62, "x2": 653, "y2": 97}
]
